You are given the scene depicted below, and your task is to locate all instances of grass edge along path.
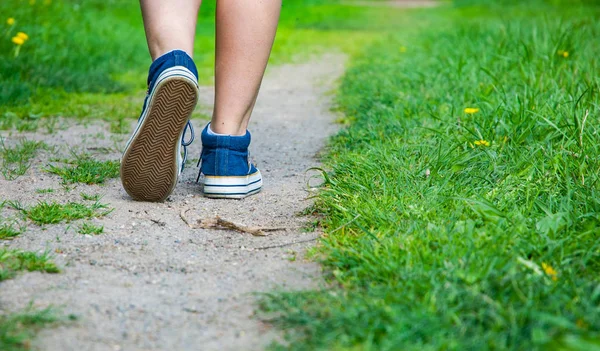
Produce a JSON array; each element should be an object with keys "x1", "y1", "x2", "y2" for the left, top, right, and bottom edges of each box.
[{"x1": 262, "y1": 1, "x2": 600, "y2": 350}]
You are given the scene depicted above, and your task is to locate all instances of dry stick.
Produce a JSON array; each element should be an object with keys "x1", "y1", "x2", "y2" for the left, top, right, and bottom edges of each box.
[
  {"x1": 179, "y1": 209, "x2": 289, "y2": 237},
  {"x1": 179, "y1": 209, "x2": 192, "y2": 227},
  {"x1": 205, "y1": 217, "x2": 268, "y2": 237},
  {"x1": 150, "y1": 218, "x2": 166, "y2": 227}
]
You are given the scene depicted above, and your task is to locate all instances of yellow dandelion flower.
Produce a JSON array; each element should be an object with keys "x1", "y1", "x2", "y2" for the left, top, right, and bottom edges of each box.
[
  {"x1": 576, "y1": 319, "x2": 588, "y2": 329},
  {"x1": 474, "y1": 139, "x2": 490, "y2": 147},
  {"x1": 6, "y1": 17, "x2": 15, "y2": 26},
  {"x1": 464, "y1": 107, "x2": 480, "y2": 114},
  {"x1": 11, "y1": 36, "x2": 25, "y2": 45},
  {"x1": 16, "y1": 32, "x2": 29, "y2": 41},
  {"x1": 399, "y1": 46, "x2": 407, "y2": 53},
  {"x1": 542, "y1": 262, "x2": 558, "y2": 281},
  {"x1": 557, "y1": 50, "x2": 569, "y2": 58},
  {"x1": 563, "y1": 51, "x2": 569, "y2": 58}
]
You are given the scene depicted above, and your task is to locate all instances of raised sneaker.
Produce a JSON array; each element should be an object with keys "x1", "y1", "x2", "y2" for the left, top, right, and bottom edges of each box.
[{"x1": 121, "y1": 49, "x2": 199, "y2": 202}]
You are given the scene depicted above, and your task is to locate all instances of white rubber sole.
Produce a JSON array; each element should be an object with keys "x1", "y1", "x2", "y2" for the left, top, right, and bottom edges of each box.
[{"x1": 202, "y1": 170, "x2": 263, "y2": 199}]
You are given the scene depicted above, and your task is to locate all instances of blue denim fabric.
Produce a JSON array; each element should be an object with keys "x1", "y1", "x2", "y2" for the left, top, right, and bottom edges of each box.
[
  {"x1": 147, "y1": 50, "x2": 198, "y2": 91},
  {"x1": 139, "y1": 50, "x2": 199, "y2": 119},
  {"x1": 200, "y1": 124, "x2": 257, "y2": 177}
]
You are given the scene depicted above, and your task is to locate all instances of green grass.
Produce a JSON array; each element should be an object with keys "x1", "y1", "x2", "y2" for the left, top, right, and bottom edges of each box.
[
  {"x1": 0, "y1": 307, "x2": 67, "y2": 351},
  {"x1": 77, "y1": 222, "x2": 104, "y2": 235},
  {"x1": 0, "y1": 139, "x2": 46, "y2": 180},
  {"x1": 0, "y1": 248, "x2": 59, "y2": 282},
  {"x1": 45, "y1": 154, "x2": 119, "y2": 185},
  {"x1": 0, "y1": 221, "x2": 23, "y2": 240},
  {"x1": 0, "y1": 0, "x2": 147, "y2": 112},
  {"x1": 263, "y1": 1, "x2": 600, "y2": 350},
  {"x1": 10, "y1": 200, "x2": 112, "y2": 225},
  {"x1": 80, "y1": 193, "x2": 101, "y2": 201},
  {"x1": 34, "y1": 188, "x2": 54, "y2": 194},
  {"x1": 0, "y1": 0, "x2": 407, "y2": 127}
]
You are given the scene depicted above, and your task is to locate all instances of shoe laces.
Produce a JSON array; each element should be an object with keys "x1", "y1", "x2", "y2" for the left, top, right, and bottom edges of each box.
[
  {"x1": 180, "y1": 121, "x2": 194, "y2": 173},
  {"x1": 195, "y1": 147, "x2": 204, "y2": 183}
]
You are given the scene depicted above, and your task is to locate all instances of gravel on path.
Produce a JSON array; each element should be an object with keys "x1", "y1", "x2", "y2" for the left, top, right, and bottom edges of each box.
[{"x1": 0, "y1": 53, "x2": 346, "y2": 351}]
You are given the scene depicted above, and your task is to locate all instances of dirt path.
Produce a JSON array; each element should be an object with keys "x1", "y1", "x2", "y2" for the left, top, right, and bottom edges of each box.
[{"x1": 0, "y1": 54, "x2": 345, "y2": 350}]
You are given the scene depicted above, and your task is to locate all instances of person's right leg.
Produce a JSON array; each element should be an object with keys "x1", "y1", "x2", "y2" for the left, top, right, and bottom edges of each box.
[
  {"x1": 120, "y1": 0, "x2": 202, "y2": 202},
  {"x1": 211, "y1": 0, "x2": 281, "y2": 135},
  {"x1": 198, "y1": 0, "x2": 281, "y2": 199}
]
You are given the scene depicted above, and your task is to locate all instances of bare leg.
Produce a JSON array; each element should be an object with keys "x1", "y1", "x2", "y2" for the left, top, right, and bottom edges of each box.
[
  {"x1": 122, "y1": 1, "x2": 202, "y2": 202},
  {"x1": 140, "y1": 0, "x2": 202, "y2": 60},
  {"x1": 211, "y1": 0, "x2": 282, "y2": 135}
]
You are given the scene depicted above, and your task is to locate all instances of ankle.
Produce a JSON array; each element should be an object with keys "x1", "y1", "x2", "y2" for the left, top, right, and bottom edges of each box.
[
  {"x1": 152, "y1": 48, "x2": 193, "y2": 61},
  {"x1": 208, "y1": 121, "x2": 247, "y2": 136},
  {"x1": 200, "y1": 124, "x2": 252, "y2": 177},
  {"x1": 207, "y1": 124, "x2": 229, "y2": 136}
]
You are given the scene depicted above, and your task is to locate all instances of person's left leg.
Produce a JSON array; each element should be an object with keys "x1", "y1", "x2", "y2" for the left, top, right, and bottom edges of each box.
[{"x1": 198, "y1": 0, "x2": 281, "y2": 199}]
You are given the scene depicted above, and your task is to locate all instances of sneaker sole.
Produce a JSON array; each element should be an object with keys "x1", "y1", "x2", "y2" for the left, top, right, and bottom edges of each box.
[
  {"x1": 121, "y1": 67, "x2": 198, "y2": 202},
  {"x1": 202, "y1": 170, "x2": 263, "y2": 199}
]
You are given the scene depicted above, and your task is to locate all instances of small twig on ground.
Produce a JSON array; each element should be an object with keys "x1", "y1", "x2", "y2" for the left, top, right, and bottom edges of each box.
[
  {"x1": 202, "y1": 217, "x2": 270, "y2": 236},
  {"x1": 179, "y1": 209, "x2": 191, "y2": 227},
  {"x1": 179, "y1": 209, "x2": 288, "y2": 236},
  {"x1": 150, "y1": 219, "x2": 166, "y2": 227}
]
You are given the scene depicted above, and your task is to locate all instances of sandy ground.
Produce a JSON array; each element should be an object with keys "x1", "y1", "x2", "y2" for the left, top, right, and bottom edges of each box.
[{"x1": 0, "y1": 54, "x2": 345, "y2": 351}]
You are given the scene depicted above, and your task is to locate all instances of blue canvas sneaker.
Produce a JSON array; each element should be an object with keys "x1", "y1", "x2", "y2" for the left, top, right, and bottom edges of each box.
[
  {"x1": 121, "y1": 50, "x2": 199, "y2": 202},
  {"x1": 196, "y1": 124, "x2": 263, "y2": 199}
]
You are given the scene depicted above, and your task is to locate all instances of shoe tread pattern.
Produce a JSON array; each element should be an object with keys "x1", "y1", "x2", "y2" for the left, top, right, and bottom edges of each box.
[{"x1": 121, "y1": 78, "x2": 197, "y2": 202}]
